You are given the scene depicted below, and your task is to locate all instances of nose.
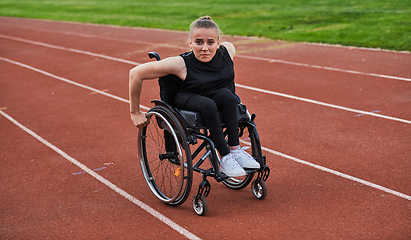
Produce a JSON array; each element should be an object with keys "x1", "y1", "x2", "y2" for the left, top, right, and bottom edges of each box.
[{"x1": 202, "y1": 44, "x2": 209, "y2": 51}]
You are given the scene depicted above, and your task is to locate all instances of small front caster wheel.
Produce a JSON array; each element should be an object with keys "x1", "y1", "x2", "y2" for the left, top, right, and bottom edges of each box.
[
  {"x1": 251, "y1": 179, "x2": 267, "y2": 199},
  {"x1": 192, "y1": 195, "x2": 209, "y2": 216}
]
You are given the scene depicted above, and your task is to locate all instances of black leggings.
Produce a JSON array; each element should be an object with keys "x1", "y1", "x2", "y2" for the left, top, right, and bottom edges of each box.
[{"x1": 174, "y1": 88, "x2": 239, "y2": 156}]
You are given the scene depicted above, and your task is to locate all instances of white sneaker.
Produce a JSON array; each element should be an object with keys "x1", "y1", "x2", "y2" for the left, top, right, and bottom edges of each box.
[
  {"x1": 220, "y1": 154, "x2": 246, "y2": 177},
  {"x1": 230, "y1": 146, "x2": 260, "y2": 169}
]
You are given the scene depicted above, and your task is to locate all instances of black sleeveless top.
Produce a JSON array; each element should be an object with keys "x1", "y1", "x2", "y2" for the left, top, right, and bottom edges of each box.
[{"x1": 179, "y1": 45, "x2": 235, "y2": 96}]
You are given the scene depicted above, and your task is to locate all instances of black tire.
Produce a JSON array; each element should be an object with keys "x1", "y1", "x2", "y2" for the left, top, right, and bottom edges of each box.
[
  {"x1": 192, "y1": 195, "x2": 209, "y2": 216},
  {"x1": 139, "y1": 106, "x2": 192, "y2": 206},
  {"x1": 251, "y1": 179, "x2": 268, "y2": 199}
]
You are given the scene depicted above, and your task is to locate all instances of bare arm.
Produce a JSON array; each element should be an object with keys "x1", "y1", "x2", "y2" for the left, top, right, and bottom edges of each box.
[
  {"x1": 129, "y1": 56, "x2": 186, "y2": 128},
  {"x1": 221, "y1": 42, "x2": 236, "y2": 59}
]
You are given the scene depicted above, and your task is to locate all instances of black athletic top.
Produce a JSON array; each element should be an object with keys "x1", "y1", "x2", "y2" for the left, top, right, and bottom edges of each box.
[{"x1": 179, "y1": 45, "x2": 235, "y2": 96}]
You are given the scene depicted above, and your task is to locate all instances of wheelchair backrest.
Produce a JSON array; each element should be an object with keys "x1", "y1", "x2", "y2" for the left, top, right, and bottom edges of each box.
[
  {"x1": 148, "y1": 52, "x2": 183, "y2": 106},
  {"x1": 158, "y1": 74, "x2": 183, "y2": 106}
]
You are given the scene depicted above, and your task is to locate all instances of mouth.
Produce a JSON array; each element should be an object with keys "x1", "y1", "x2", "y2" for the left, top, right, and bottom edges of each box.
[{"x1": 196, "y1": 52, "x2": 213, "y2": 62}]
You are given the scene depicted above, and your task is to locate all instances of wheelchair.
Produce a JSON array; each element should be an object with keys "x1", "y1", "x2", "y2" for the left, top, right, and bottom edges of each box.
[{"x1": 137, "y1": 52, "x2": 270, "y2": 216}]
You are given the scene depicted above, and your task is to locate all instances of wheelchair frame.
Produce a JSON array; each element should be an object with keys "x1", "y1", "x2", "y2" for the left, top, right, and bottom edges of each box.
[{"x1": 137, "y1": 52, "x2": 270, "y2": 216}]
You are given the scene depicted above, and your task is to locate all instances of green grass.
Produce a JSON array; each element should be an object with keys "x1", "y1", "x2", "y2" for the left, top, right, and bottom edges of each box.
[{"x1": 1, "y1": 0, "x2": 410, "y2": 51}]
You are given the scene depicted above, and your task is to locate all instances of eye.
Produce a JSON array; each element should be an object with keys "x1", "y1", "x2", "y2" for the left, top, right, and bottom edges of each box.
[
  {"x1": 195, "y1": 40, "x2": 203, "y2": 45},
  {"x1": 207, "y1": 41, "x2": 215, "y2": 45}
]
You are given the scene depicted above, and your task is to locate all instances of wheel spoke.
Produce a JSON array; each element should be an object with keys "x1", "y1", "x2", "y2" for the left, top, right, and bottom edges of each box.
[{"x1": 139, "y1": 108, "x2": 192, "y2": 206}]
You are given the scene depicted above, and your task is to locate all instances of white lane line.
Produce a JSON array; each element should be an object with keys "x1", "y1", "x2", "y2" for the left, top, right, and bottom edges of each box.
[
  {"x1": 0, "y1": 109, "x2": 201, "y2": 240},
  {"x1": 239, "y1": 140, "x2": 411, "y2": 201},
  {"x1": 1, "y1": 32, "x2": 410, "y2": 83},
  {"x1": 236, "y1": 83, "x2": 411, "y2": 125},
  {"x1": 0, "y1": 34, "x2": 141, "y2": 66},
  {"x1": 0, "y1": 57, "x2": 149, "y2": 111},
  {"x1": 0, "y1": 22, "x2": 189, "y2": 51},
  {"x1": 262, "y1": 145, "x2": 411, "y2": 201},
  {"x1": 1, "y1": 36, "x2": 410, "y2": 125},
  {"x1": 2, "y1": 19, "x2": 410, "y2": 55},
  {"x1": 2, "y1": 57, "x2": 410, "y2": 202},
  {"x1": 236, "y1": 55, "x2": 411, "y2": 83}
]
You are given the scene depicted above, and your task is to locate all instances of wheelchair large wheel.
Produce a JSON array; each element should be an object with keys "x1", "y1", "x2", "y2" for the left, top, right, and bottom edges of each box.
[
  {"x1": 138, "y1": 106, "x2": 192, "y2": 206},
  {"x1": 222, "y1": 123, "x2": 261, "y2": 190}
]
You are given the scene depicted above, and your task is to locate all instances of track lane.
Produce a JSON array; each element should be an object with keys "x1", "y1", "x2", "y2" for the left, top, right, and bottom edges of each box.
[
  {"x1": 1, "y1": 53, "x2": 409, "y2": 196},
  {"x1": 1, "y1": 24, "x2": 410, "y2": 194},
  {"x1": 1, "y1": 22, "x2": 409, "y2": 196},
  {"x1": 1, "y1": 18, "x2": 411, "y2": 119},
  {"x1": 2, "y1": 85, "x2": 410, "y2": 239},
  {"x1": 1, "y1": 17, "x2": 410, "y2": 239},
  {"x1": 1, "y1": 115, "x2": 192, "y2": 240},
  {"x1": 2, "y1": 16, "x2": 410, "y2": 78},
  {"x1": 1, "y1": 32, "x2": 410, "y2": 123},
  {"x1": 1, "y1": 28, "x2": 410, "y2": 193},
  {"x1": 0, "y1": 62, "x2": 200, "y2": 239}
]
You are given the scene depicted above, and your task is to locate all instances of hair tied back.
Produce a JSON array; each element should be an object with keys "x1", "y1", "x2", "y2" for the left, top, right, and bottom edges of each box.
[
  {"x1": 200, "y1": 16, "x2": 213, "y2": 21},
  {"x1": 189, "y1": 15, "x2": 221, "y2": 39}
]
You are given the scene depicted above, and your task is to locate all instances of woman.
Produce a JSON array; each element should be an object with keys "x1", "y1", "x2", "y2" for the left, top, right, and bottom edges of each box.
[{"x1": 129, "y1": 16, "x2": 259, "y2": 177}]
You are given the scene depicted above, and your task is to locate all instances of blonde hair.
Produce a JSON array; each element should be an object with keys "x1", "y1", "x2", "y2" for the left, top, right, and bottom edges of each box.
[{"x1": 189, "y1": 16, "x2": 221, "y2": 39}]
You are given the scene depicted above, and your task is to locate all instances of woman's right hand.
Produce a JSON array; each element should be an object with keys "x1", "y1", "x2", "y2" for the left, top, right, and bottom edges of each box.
[{"x1": 131, "y1": 111, "x2": 149, "y2": 129}]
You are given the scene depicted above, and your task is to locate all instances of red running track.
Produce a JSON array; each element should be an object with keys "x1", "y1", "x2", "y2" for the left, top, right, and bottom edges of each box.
[{"x1": 1, "y1": 17, "x2": 410, "y2": 239}]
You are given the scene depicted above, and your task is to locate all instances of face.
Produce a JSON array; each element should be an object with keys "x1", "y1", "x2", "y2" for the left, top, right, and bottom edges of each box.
[{"x1": 189, "y1": 27, "x2": 220, "y2": 63}]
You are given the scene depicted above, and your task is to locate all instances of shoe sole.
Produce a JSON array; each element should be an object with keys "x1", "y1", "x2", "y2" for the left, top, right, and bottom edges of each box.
[{"x1": 220, "y1": 170, "x2": 246, "y2": 177}]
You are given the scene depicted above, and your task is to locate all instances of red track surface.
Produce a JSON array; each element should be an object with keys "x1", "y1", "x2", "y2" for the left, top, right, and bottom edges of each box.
[{"x1": 1, "y1": 17, "x2": 410, "y2": 239}]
